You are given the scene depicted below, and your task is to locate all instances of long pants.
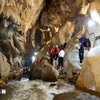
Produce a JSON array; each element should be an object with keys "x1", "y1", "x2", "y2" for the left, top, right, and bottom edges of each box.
[
  {"x1": 50, "y1": 55, "x2": 53, "y2": 65},
  {"x1": 58, "y1": 57, "x2": 64, "y2": 67},
  {"x1": 53, "y1": 58, "x2": 58, "y2": 68},
  {"x1": 79, "y1": 53, "x2": 84, "y2": 63}
]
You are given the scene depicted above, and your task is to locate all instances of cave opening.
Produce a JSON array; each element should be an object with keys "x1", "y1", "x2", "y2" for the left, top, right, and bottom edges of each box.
[{"x1": 34, "y1": 29, "x2": 42, "y2": 52}]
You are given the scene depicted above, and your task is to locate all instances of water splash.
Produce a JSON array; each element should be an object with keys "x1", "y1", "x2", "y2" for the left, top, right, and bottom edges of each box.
[{"x1": 0, "y1": 79, "x2": 75, "y2": 100}]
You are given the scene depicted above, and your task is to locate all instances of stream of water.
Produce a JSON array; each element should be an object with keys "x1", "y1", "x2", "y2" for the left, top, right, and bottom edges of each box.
[{"x1": 0, "y1": 79, "x2": 75, "y2": 100}]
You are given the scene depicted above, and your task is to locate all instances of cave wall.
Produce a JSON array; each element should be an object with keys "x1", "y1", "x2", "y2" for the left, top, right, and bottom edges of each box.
[
  {"x1": 0, "y1": 0, "x2": 44, "y2": 33},
  {"x1": 0, "y1": 0, "x2": 45, "y2": 79},
  {"x1": 40, "y1": 0, "x2": 92, "y2": 45},
  {"x1": 0, "y1": 0, "x2": 100, "y2": 79}
]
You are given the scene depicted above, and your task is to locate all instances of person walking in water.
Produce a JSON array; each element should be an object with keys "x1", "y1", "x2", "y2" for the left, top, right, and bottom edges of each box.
[{"x1": 58, "y1": 48, "x2": 65, "y2": 69}]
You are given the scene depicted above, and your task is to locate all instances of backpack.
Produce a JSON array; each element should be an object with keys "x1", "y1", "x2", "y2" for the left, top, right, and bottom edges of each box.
[{"x1": 82, "y1": 38, "x2": 91, "y2": 48}]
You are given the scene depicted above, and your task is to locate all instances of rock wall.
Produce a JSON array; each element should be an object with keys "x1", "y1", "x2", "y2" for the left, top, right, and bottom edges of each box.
[
  {"x1": 41, "y1": 0, "x2": 91, "y2": 45},
  {"x1": 0, "y1": 52, "x2": 10, "y2": 77},
  {"x1": 0, "y1": 0, "x2": 44, "y2": 80},
  {"x1": 0, "y1": 0, "x2": 44, "y2": 33}
]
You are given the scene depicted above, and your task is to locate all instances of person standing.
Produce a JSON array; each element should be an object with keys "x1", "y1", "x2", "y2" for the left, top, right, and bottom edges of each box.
[
  {"x1": 79, "y1": 43, "x2": 84, "y2": 65},
  {"x1": 58, "y1": 48, "x2": 65, "y2": 68},
  {"x1": 53, "y1": 45, "x2": 60, "y2": 68},
  {"x1": 79, "y1": 34, "x2": 87, "y2": 43},
  {"x1": 55, "y1": 45, "x2": 60, "y2": 57},
  {"x1": 49, "y1": 46, "x2": 55, "y2": 65}
]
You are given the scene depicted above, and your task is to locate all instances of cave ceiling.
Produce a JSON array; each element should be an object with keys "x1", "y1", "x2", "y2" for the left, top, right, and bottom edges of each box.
[{"x1": 0, "y1": 0, "x2": 100, "y2": 56}]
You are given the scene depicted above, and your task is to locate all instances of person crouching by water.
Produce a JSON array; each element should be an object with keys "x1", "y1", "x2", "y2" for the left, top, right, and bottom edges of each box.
[{"x1": 58, "y1": 48, "x2": 65, "y2": 69}]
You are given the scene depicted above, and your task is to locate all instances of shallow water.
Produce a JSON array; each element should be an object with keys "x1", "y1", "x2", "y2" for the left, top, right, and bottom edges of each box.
[{"x1": 0, "y1": 79, "x2": 75, "y2": 100}]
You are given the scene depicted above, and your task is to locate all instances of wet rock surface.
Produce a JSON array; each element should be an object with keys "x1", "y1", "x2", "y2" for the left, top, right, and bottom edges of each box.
[
  {"x1": 53, "y1": 92, "x2": 100, "y2": 100},
  {"x1": 0, "y1": 80, "x2": 75, "y2": 100}
]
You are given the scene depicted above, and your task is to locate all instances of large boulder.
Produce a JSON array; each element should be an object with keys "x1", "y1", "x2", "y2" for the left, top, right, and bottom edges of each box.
[
  {"x1": 76, "y1": 45, "x2": 100, "y2": 95},
  {"x1": 64, "y1": 44, "x2": 82, "y2": 75},
  {"x1": 53, "y1": 92, "x2": 100, "y2": 100},
  {"x1": 64, "y1": 59, "x2": 81, "y2": 77},
  {"x1": 0, "y1": 52, "x2": 10, "y2": 87},
  {"x1": 0, "y1": 52, "x2": 10, "y2": 78},
  {"x1": 32, "y1": 60, "x2": 59, "y2": 82}
]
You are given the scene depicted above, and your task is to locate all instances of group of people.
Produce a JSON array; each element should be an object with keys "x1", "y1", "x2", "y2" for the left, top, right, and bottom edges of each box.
[
  {"x1": 49, "y1": 34, "x2": 91, "y2": 68},
  {"x1": 49, "y1": 43, "x2": 66, "y2": 69},
  {"x1": 21, "y1": 34, "x2": 91, "y2": 79}
]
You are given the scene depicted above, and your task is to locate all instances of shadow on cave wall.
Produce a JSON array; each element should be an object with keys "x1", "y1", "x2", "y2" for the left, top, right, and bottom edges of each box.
[{"x1": 45, "y1": 0, "x2": 52, "y2": 11}]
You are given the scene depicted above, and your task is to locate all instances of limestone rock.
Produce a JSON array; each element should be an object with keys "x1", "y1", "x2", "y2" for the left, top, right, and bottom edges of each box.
[
  {"x1": 91, "y1": 0, "x2": 100, "y2": 12},
  {"x1": 58, "y1": 21, "x2": 75, "y2": 44},
  {"x1": 64, "y1": 59, "x2": 81, "y2": 76},
  {"x1": 0, "y1": 52, "x2": 10, "y2": 78},
  {"x1": 76, "y1": 45, "x2": 100, "y2": 94},
  {"x1": 53, "y1": 92, "x2": 100, "y2": 100},
  {"x1": 0, "y1": 80, "x2": 6, "y2": 88},
  {"x1": 0, "y1": 0, "x2": 44, "y2": 33},
  {"x1": 41, "y1": 65, "x2": 59, "y2": 82},
  {"x1": 32, "y1": 60, "x2": 59, "y2": 82},
  {"x1": 64, "y1": 46, "x2": 81, "y2": 75},
  {"x1": 9, "y1": 69, "x2": 21, "y2": 80},
  {"x1": 13, "y1": 34, "x2": 25, "y2": 53},
  {"x1": 0, "y1": 0, "x2": 5, "y2": 14},
  {"x1": 58, "y1": 79, "x2": 66, "y2": 86}
]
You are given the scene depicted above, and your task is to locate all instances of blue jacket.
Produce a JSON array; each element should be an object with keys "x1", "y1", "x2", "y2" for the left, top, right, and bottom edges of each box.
[{"x1": 79, "y1": 36, "x2": 87, "y2": 43}]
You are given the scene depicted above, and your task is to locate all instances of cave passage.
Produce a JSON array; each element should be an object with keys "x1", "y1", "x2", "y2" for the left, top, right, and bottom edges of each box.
[{"x1": 34, "y1": 29, "x2": 42, "y2": 51}]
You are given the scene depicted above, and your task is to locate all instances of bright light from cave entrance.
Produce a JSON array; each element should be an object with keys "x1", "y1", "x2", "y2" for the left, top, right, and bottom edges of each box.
[
  {"x1": 90, "y1": 8, "x2": 100, "y2": 25},
  {"x1": 32, "y1": 56, "x2": 36, "y2": 63},
  {"x1": 88, "y1": 20, "x2": 94, "y2": 27}
]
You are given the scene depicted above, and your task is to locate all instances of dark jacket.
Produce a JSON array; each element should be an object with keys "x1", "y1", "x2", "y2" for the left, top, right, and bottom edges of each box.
[{"x1": 79, "y1": 44, "x2": 84, "y2": 54}]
